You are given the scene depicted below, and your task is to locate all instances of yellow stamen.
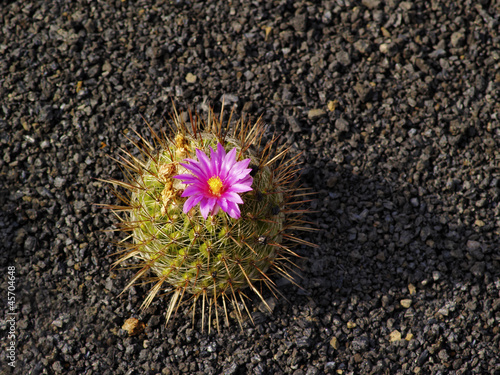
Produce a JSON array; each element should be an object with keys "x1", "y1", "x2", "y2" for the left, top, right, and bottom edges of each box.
[{"x1": 208, "y1": 176, "x2": 223, "y2": 196}]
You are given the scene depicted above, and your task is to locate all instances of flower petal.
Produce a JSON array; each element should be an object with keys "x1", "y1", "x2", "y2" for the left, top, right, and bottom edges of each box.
[
  {"x1": 222, "y1": 191, "x2": 244, "y2": 204},
  {"x1": 199, "y1": 197, "x2": 216, "y2": 219},
  {"x1": 181, "y1": 185, "x2": 205, "y2": 197},
  {"x1": 225, "y1": 170, "x2": 252, "y2": 187},
  {"x1": 224, "y1": 161, "x2": 252, "y2": 184},
  {"x1": 217, "y1": 197, "x2": 228, "y2": 212},
  {"x1": 212, "y1": 203, "x2": 220, "y2": 216},
  {"x1": 228, "y1": 183, "x2": 253, "y2": 193},
  {"x1": 174, "y1": 174, "x2": 200, "y2": 184},
  {"x1": 215, "y1": 143, "x2": 227, "y2": 163},
  {"x1": 196, "y1": 148, "x2": 215, "y2": 176},
  {"x1": 183, "y1": 194, "x2": 204, "y2": 213},
  {"x1": 220, "y1": 147, "x2": 237, "y2": 178},
  {"x1": 210, "y1": 144, "x2": 225, "y2": 175},
  {"x1": 225, "y1": 200, "x2": 241, "y2": 219},
  {"x1": 198, "y1": 199, "x2": 210, "y2": 219},
  {"x1": 179, "y1": 161, "x2": 208, "y2": 180}
]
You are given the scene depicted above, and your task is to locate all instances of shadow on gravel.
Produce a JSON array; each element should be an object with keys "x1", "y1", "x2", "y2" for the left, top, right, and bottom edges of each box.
[{"x1": 299, "y1": 163, "x2": 497, "y2": 313}]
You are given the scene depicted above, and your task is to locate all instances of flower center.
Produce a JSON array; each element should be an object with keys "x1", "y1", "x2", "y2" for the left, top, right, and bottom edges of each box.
[{"x1": 207, "y1": 176, "x2": 224, "y2": 196}]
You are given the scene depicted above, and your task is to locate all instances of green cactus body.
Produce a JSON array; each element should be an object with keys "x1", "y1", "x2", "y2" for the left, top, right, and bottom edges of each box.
[{"x1": 104, "y1": 107, "x2": 313, "y2": 331}]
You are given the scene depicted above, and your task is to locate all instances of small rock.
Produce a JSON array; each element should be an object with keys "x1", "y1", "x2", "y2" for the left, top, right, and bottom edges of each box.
[
  {"x1": 474, "y1": 220, "x2": 485, "y2": 227},
  {"x1": 438, "y1": 349, "x2": 449, "y2": 362},
  {"x1": 54, "y1": 177, "x2": 67, "y2": 188},
  {"x1": 324, "y1": 362, "x2": 336, "y2": 371},
  {"x1": 399, "y1": 1, "x2": 413, "y2": 10},
  {"x1": 418, "y1": 349, "x2": 429, "y2": 366},
  {"x1": 296, "y1": 337, "x2": 311, "y2": 348},
  {"x1": 400, "y1": 299, "x2": 412, "y2": 308},
  {"x1": 437, "y1": 307, "x2": 449, "y2": 316},
  {"x1": 185, "y1": 73, "x2": 197, "y2": 83},
  {"x1": 258, "y1": 297, "x2": 277, "y2": 314},
  {"x1": 230, "y1": 20, "x2": 243, "y2": 33},
  {"x1": 102, "y1": 61, "x2": 112, "y2": 74},
  {"x1": 327, "y1": 176, "x2": 338, "y2": 188},
  {"x1": 330, "y1": 337, "x2": 339, "y2": 349},
  {"x1": 122, "y1": 318, "x2": 146, "y2": 336},
  {"x1": 291, "y1": 14, "x2": 307, "y2": 32},
  {"x1": 381, "y1": 27, "x2": 391, "y2": 38},
  {"x1": 466, "y1": 240, "x2": 484, "y2": 260},
  {"x1": 88, "y1": 64, "x2": 101, "y2": 78},
  {"x1": 354, "y1": 82, "x2": 373, "y2": 102},
  {"x1": 223, "y1": 363, "x2": 239, "y2": 375},
  {"x1": 408, "y1": 284, "x2": 416, "y2": 295},
  {"x1": 379, "y1": 43, "x2": 390, "y2": 54},
  {"x1": 14, "y1": 228, "x2": 27, "y2": 245},
  {"x1": 26, "y1": 209, "x2": 37, "y2": 220},
  {"x1": 286, "y1": 115, "x2": 302, "y2": 133},
  {"x1": 362, "y1": 0, "x2": 381, "y2": 9},
  {"x1": 51, "y1": 314, "x2": 69, "y2": 329},
  {"x1": 420, "y1": 226, "x2": 432, "y2": 241},
  {"x1": 308, "y1": 108, "x2": 326, "y2": 119},
  {"x1": 351, "y1": 335, "x2": 369, "y2": 352},
  {"x1": 336, "y1": 50, "x2": 351, "y2": 66},
  {"x1": 244, "y1": 70, "x2": 254, "y2": 80},
  {"x1": 104, "y1": 278, "x2": 113, "y2": 291},
  {"x1": 327, "y1": 100, "x2": 338, "y2": 111},
  {"x1": 450, "y1": 31, "x2": 465, "y2": 48},
  {"x1": 74, "y1": 200, "x2": 86, "y2": 213},
  {"x1": 221, "y1": 93, "x2": 239, "y2": 103},
  {"x1": 38, "y1": 106, "x2": 54, "y2": 122},
  {"x1": 466, "y1": 301, "x2": 477, "y2": 311},
  {"x1": 24, "y1": 236, "x2": 37, "y2": 252},
  {"x1": 52, "y1": 361, "x2": 64, "y2": 374},
  {"x1": 354, "y1": 39, "x2": 371, "y2": 54},
  {"x1": 347, "y1": 321, "x2": 357, "y2": 329},
  {"x1": 389, "y1": 330, "x2": 402, "y2": 342},
  {"x1": 52, "y1": 318, "x2": 64, "y2": 328},
  {"x1": 470, "y1": 262, "x2": 485, "y2": 277},
  {"x1": 335, "y1": 118, "x2": 349, "y2": 132}
]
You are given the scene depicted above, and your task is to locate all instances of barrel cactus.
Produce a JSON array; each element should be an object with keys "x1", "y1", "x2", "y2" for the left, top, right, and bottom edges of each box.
[{"x1": 104, "y1": 106, "x2": 314, "y2": 331}]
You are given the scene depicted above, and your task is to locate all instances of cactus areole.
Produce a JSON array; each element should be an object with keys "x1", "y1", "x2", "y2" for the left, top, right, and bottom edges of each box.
[{"x1": 104, "y1": 107, "x2": 314, "y2": 331}]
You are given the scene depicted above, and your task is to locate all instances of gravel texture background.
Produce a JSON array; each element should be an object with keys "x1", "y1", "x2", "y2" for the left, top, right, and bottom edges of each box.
[{"x1": 1, "y1": 0, "x2": 500, "y2": 374}]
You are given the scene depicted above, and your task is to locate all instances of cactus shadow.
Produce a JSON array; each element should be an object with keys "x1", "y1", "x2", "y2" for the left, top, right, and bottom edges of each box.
[{"x1": 292, "y1": 163, "x2": 497, "y2": 318}]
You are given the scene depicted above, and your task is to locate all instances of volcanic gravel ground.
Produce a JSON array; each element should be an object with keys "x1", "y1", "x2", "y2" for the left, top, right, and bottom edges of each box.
[{"x1": 1, "y1": 0, "x2": 500, "y2": 374}]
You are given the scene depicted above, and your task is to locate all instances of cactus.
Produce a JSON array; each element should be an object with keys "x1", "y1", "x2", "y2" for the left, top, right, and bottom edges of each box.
[{"x1": 103, "y1": 106, "x2": 315, "y2": 331}]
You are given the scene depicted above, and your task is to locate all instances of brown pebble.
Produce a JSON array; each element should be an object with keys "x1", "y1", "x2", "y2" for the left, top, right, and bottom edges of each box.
[
  {"x1": 389, "y1": 330, "x2": 402, "y2": 342},
  {"x1": 408, "y1": 283, "x2": 416, "y2": 295},
  {"x1": 122, "y1": 318, "x2": 146, "y2": 336},
  {"x1": 185, "y1": 73, "x2": 197, "y2": 83},
  {"x1": 400, "y1": 299, "x2": 412, "y2": 308},
  {"x1": 330, "y1": 336, "x2": 339, "y2": 349}
]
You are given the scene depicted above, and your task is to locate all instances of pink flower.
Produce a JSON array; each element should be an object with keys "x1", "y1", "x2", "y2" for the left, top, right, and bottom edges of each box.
[{"x1": 174, "y1": 143, "x2": 253, "y2": 219}]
